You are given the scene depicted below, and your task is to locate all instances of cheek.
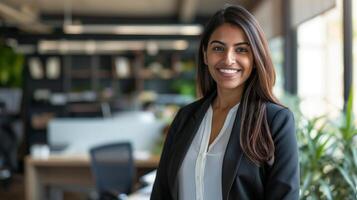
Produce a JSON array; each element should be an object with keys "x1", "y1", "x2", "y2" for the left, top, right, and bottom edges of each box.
[
  {"x1": 207, "y1": 65, "x2": 216, "y2": 77},
  {"x1": 241, "y1": 58, "x2": 254, "y2": 72},
  {"x1": 206, "y1": 52, "x2": 219, "y2": 66},
  {"x1": 206, "y1": 55, "x2": 220, "y2": 70}
]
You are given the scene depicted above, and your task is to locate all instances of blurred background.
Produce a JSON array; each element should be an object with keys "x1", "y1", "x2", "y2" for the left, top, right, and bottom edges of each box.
[{"x1": 0, "y1": 0, "x2": 356, "y2": 199}]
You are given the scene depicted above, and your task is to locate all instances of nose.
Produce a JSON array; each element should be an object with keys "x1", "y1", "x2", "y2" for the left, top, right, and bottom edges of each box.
[{"x1": 223, "y1": 49, "x2": 236, "y2": 65}]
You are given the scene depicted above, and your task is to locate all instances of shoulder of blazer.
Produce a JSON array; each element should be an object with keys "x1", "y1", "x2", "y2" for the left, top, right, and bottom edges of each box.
[
  {"x1": 166, "y1": 97, "x2": 206, "y2": 142},
  {"x1": 264, "y1": 102, "x2": 296, "y2": 167},
  {"x1": 178, "y1": 97, "x2": 206, "y2": 116},
  {"x1": 265, "y1": 102, "x2": 294, "y2": 126}
]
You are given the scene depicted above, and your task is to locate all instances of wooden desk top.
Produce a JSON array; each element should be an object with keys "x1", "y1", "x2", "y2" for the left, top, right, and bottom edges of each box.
[{"x1": 26, "y1": 154, "x2": 160, "y2": 168}]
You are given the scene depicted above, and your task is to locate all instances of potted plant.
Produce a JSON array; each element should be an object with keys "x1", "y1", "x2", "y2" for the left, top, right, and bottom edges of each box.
[
  {"x1": 0, "y1": 41, "x2": 23, "y2": 88},
  {"x1": 281, "y1": 92, "x2": 357, "y2": 199},
  {"x1": 0, "y1": 40, "x2": 24, "y2": 113}
]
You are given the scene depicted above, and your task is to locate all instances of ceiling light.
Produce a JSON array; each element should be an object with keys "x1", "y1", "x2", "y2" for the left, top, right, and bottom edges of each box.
[
  {"x1": 38, "y1": 40, "x2": 190, "y2": 54},
  {"x1": 64, "y1": 24, "x2": 203, "y2": 36}
]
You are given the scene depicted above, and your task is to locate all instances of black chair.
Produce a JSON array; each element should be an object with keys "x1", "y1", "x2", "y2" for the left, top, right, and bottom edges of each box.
[
  {"x1": 0, "y1": 101, "x2": 18, "y2": 189},
  {"x1": 89, "y1": 142, "x2": 135, "y2": 200}
]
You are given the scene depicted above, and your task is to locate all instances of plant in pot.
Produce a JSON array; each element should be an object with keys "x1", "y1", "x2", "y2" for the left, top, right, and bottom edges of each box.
[
  {"x1": 0, "y1": 41, "x2": 23, "y2": 88},
  {"x1": 282, "y1": 92, "x2": 357, "y2": 199},
  {"x1": 331, "y1": 90, "x2": 357, "y2": 199},
  {"x1": 298, "y1": 114, "x2": 337, "y2": 200},
  {"x1": 0, "y1": 41, "x2": 23, "y2": 113}
]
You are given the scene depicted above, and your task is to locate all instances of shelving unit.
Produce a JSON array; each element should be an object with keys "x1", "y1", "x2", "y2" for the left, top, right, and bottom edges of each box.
[{"x1": 23, "y1": 51, "x2": 196, "y2": 148}]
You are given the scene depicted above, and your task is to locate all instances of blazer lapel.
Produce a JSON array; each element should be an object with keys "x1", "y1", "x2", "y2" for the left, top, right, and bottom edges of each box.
[
  {"x1": 222, "y1": 104, "x2": 244, "y2": 200},
  {"x1": 167, "y1": 92, "x2": 216, "y2": 200}
]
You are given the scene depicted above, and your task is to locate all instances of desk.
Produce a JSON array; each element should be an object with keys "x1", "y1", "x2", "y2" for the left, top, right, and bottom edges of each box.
[{"x1": 25, "y1": 154, "x2": 159, "y2": 200}]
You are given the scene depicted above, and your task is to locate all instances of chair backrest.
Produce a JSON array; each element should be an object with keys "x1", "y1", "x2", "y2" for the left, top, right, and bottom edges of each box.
[{"x1": 89, "y1": 142, "x2": 134, "y2": 195}]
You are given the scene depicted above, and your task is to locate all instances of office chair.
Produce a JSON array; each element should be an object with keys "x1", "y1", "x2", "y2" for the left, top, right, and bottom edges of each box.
[
  {"x1": 0, "y1": 101, "x2": 18, "y2": 189},
  {"x1": 89, "y1": 142, "x2": 134, "y2": 200}
]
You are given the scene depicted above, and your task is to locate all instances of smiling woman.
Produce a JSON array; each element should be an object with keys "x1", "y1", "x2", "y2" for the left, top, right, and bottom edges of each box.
[
  {"x1": 204, "y1": 23, "x2": 253, "y2": 96},
  {"x1": 151, "y1": 4, "x2": 299, "y2": 200}
]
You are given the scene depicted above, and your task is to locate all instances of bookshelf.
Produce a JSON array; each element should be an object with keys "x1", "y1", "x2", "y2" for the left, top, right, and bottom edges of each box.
[{"x1": 23, "y1": 51, "x2": 196, "y2": 147}]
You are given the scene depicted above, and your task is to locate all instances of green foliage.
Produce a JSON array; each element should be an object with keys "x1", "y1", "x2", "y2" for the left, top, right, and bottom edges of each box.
[
  {"x1": 298, "y1": 115, "x2": 336, "y2": 199},
  {"x1": 171, "y1": 79, "x2": 196, "y2": 97},
  {"x1": 340, "y1": 90, "x2": 357, "y2": 144},
  {"x1": 281, "y1": 91, "x2": 357, "y2": 199},
  {"x1": 334, "y1": 89, "x2": 357, "y2": 199},
  {"x1": 0, "y1": 43, "x2": 24, "y2": 88}
]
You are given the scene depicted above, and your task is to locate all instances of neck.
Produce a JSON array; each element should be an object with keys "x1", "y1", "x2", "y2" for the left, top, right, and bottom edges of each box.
[{"x1": 213, "y1": 87, "x2": 243, "y2": 110}]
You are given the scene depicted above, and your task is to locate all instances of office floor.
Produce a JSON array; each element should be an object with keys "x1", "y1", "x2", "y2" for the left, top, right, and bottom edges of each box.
[
  {"x1": 0, "y1": 174, "x2": 87, "y2": 200},
  {"x1": 0, "y1": 174, "x2": 25, "y2": 200}
]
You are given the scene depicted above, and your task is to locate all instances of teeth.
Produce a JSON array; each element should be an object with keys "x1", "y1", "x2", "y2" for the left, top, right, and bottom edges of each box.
[{"x1": 219, "y1": 68, "x2": 240, "y2": 74}]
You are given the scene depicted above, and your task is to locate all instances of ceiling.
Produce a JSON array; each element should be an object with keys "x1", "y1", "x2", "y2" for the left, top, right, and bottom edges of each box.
[
  {"x1": 0, "y1": 0, "x2": 263, "y2": 54},
  {"x1": 0, "y1": 0, "x2": 262, "y2": 32},
  {"x1": 2, "y1": 0, "x2": 258, "y2": 16}
]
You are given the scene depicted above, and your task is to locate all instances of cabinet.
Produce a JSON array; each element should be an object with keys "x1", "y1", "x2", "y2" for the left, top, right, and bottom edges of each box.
[{"x1": 23, "y1": 51, "x2": 196, "y2": 147}]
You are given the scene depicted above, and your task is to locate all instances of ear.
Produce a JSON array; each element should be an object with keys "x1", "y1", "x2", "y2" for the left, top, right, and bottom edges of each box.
[{"x1": 202, "y1": 47, "x2": 208, "y2": 65}]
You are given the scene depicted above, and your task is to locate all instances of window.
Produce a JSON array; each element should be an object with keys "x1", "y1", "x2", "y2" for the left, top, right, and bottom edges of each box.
[
  {"x1": 297, "y1": 1, "x2": 343, "y2": 118},
  {"x1": 269, "y1": 37, "x2": 284, "y2": 98}
]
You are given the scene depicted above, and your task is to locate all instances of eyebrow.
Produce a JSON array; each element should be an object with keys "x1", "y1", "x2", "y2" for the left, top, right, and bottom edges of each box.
[{"x1": 209, "y1": 40, "x2": 250, "y2": 46}]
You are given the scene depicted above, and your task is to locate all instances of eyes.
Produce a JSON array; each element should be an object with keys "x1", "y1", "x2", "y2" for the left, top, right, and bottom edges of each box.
[{"x1": 211, "y1": 45, "x2": 249, "y2": 54}]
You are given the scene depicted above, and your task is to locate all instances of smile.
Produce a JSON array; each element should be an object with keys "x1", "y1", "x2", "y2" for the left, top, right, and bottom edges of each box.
[
  {"x1": 217, "y1": 68, "x2": 242, "y2": 77},
  {"x1": 218, "y1": 68, "x2": 242, "y2": 74}
]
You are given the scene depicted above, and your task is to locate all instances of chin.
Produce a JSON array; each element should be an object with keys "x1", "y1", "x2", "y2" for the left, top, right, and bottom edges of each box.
[{"x1": 218, "y1": 83, "x2": 243, "y2": 91}]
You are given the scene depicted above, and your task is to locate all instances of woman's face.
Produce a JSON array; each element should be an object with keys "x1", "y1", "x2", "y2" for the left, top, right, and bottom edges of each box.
[{"x1": 204, "y1": 23, "x2": 254, "y2": 93}]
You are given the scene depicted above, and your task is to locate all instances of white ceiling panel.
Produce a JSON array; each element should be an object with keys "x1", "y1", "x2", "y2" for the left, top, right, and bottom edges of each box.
[
  {"x1": 2, "y1": 0, "x2": 178, "y2": 16},
  {"x1": 0, "y1": 0, "x2": 262, "y2": 33}
]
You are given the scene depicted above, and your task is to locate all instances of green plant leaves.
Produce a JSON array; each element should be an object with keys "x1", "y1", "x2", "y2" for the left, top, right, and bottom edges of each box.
[
  {"x1": 319, "y1": 179, "x2": 333, "y2": 200},
  {"x1": 0, "y1": 44, "x2": 24, "y2": 88},
  {"x1": 281, "y1": 92, "x2": 357, "y2": 199}
]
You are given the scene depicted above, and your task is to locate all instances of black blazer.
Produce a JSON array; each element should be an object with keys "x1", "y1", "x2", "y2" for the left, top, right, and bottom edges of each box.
[{"x1": 151, "y1": 93, "x2": 299, "y2": 200}]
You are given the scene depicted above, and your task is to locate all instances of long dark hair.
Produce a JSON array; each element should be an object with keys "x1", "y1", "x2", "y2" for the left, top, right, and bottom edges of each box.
[{"x1": 197, "y1": 5, "x2": 284, "y2": 166}]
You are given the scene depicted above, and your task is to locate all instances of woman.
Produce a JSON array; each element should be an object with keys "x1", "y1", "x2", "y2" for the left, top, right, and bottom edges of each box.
[{"x1": 151, "y1": 5, "x2": 299, "y2": 200}]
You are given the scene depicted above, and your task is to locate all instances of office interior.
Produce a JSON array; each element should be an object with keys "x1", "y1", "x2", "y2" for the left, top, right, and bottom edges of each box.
[{"x1": 0, "y1": 0, "x2": 356, "y2": 199}]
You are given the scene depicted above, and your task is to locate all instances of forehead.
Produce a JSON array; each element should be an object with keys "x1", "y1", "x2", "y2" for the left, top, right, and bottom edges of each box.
[{"x1": 208, "y1": 23, "x2": 248, "y2": 44}]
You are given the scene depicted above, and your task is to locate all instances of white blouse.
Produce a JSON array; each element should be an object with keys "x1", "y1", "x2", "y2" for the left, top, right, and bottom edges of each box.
[{"x1": 178, "y1": 103, "x2": 239, "y2": 200}]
